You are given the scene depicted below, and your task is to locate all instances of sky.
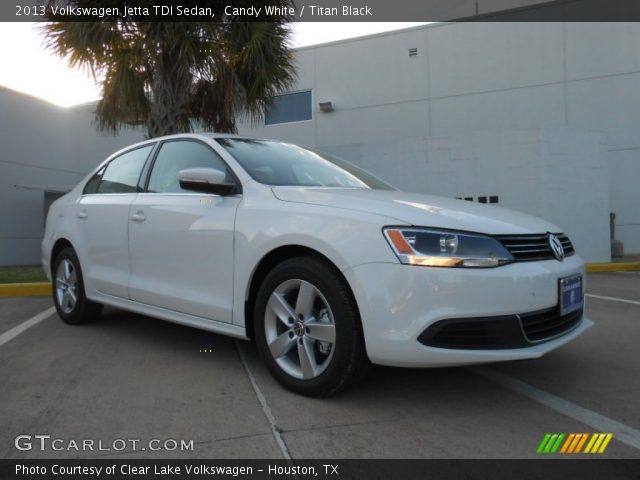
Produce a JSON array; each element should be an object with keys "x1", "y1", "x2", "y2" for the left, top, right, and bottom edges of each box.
[{"x1": 0, "y1": 22, "x2": 427, "y2": 107}]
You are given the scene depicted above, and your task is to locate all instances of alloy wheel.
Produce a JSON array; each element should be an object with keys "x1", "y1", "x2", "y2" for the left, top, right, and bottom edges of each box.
[
  {"x1": 264, "y1": 279, "x2": 336, "y2": 380},
  {"x1": 55, "y1": 258, "x2": 78, "y2": 314}
]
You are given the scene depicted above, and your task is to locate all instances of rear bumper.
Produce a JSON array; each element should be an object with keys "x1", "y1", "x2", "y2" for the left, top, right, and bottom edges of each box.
[{"x1": 343, "y1": 255, "x2": 593, "y2": 367}]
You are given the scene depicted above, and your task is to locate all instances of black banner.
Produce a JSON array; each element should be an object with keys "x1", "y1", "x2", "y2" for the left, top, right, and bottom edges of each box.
[
  {"x1": 2, "y1": 459, "x2": 640, "y2": 480},
  {"x1": 4, "y1": 0, "x2": 640, "y2": 22}
]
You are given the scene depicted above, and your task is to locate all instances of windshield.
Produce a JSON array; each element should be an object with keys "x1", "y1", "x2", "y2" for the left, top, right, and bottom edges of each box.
[{"x1": 215, "y1": 138, "x2": 394, "y2": 190}]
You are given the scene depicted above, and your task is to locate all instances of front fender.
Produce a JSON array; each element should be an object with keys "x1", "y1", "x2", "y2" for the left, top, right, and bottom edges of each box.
[{"x1": 231, "y1": 192, "x2": 403, "y2": 327}]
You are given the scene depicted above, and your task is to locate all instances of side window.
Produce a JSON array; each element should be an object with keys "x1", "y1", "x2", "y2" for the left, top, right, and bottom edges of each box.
[
  {"x1": 147, "y1": 141, "x2": 230, "y2": 193},
  {"x1": 83, "y1": 165, "x2": 106, "y2": 195},
  {"x1": 97, "y1": 145, "x2": 153, "y2": 194}
]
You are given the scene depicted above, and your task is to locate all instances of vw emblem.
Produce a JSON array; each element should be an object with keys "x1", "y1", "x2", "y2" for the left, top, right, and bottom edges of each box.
[
  {"x1": 293, "y1": 321, "x2": 306, "y2": 337},
  {"x1": 548, "y1": 234, "x2": 565, "y2": 261}
]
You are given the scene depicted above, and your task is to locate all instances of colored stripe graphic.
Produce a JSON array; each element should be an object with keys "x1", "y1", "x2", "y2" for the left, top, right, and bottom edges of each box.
[
  {"x1": 550, "y1": 433, "x2": 565, "y2": 453},
  {"x1": 544, "y1": 434, "x2": 559, "y2": 453},
  {"x1": 584, "y1": 433, "x2": 599, "y2": 453},
  {"x1": 598, "y1": 433, "x2": 613, "y2": 453},
  {"x1": 574, "y1": 433, "x2": 589, "y2": 453},
  {"x1": 538, "y1": 433, "x2": 614, "y2": 454},
  {"x1": 585, "y1": 433, "x2": 614, "y2": 454},
  {"x1": 537, "y1": 433, "x2": 566, "y2": 453},
  {"x1": 560, "y1": 433, "x2": 575, "y2": 453},
  {"x1": 537, "y1": 433, "x2": 552, "y2": 453},
  {"x1": 567, "y1": 433, "x2": 583, "y2": 453}
]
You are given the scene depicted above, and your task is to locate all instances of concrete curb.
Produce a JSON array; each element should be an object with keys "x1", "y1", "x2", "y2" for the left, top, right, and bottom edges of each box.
[
  {"x1": 586, "y1": 262, "x2": 640, "y2": 273},
  {"x1": 0, "y1": 282, "x2": 52, "y2": 297}
]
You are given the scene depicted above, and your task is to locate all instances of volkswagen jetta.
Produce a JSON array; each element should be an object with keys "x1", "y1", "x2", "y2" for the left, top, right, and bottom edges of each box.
[{"x1": 42, "y1": 134, "x2": 592, "y2": 396}]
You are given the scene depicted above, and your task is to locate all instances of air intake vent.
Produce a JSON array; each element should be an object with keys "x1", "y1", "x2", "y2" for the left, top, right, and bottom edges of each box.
[
  {"x1": 520, "y1": 307, "x2": 583, "y2": 342},
  {"x1": 495, "y1": 233, "x2": 575, "y2": 261},
  {"x1": 408, "y1": 47, "x2": 418, "y2": 57}
]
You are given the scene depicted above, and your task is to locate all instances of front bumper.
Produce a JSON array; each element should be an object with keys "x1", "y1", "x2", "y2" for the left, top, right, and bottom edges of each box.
[{"x1": 343, "y1": 255, "x2": 593, "y2": 367}]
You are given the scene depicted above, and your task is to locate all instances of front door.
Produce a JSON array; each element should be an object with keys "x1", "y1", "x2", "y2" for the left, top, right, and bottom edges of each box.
[{"x1": 128, "y1": 140, "x2": 240, "y2": 322}]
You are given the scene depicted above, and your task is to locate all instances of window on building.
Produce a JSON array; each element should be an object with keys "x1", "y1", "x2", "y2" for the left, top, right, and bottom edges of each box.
[
  {"x1": 265, "y1": 90, "x2": 312, "y2": 125},
  {"x1": 97, "y1": 145, "x2": 153, "y2": 194}
]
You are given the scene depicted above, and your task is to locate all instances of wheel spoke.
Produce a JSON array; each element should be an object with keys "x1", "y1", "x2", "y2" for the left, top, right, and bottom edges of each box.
[
  {"x1": 298, "y1": 338, "x2": 317, "y2": 379},
  {"x1": 63, "y1": 260, "x2": 72, "y2": 281},
  {"x1": 61, "y1": 291, "x2": 71, "y2": 311},
  {"x1": 55, "y1": 276, "x2": 66, "y2": 288},
  {"x1": 269, "y1": 331, "x2": 296, "y2": 358},
  {"x1": 268, "y1": 293, "x2": 296, "y2": 326},
  {"x1": 295, "y1": 281, "x2": 316, "y2": 318},
  {"x1": 305, "y1": 321, "x2": 336, "y2": 343},
  {"x1": 68, "y1": 288, "x2": 77, "y2": 304}
]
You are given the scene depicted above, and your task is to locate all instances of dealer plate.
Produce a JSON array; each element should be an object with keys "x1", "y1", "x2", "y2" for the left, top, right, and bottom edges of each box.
[{"x1": 559, "y1": 274, "x2": 583, "y2": 316}]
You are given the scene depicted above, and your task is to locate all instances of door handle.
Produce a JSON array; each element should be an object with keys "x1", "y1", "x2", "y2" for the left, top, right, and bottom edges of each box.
[
  {"x1": 131, "y1": 211, "x2": 146, "y2": 222},
  {"x1": 77, "y1": 210, "x2": 88, "y2": 220}
]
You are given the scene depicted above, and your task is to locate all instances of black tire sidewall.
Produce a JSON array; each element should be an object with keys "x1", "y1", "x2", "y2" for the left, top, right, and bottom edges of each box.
[
  {"x1": 52, "y1": 247, "x2": 98, "y2": 324},
  {"x1": 254, "y1": 257, "x2": 364, "y2": 396}
]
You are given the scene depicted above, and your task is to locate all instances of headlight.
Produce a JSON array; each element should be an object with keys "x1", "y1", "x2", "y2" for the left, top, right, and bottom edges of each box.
[{"x1": 383, "y1": 227, "x2": 514, "y2": 268}]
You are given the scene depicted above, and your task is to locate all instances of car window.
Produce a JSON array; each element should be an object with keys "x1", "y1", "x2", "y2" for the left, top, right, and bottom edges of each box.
[
  {"x1": 83, "y1": 165, "x2": 106, "y2": 195},
  {"x1": 216, "y1": 138, "x2": 394, "y2": 190},
  {"x1": 147, "y1": 141, "x2": 231, "y2": 193},
  {"x1": 97, "y1": 146, "x2": 153, "y2": 194}
]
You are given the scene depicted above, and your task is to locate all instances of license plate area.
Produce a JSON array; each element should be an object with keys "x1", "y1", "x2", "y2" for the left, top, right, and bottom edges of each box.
[{"x1": 559, "y1": 274, "x2": 583, "y2": 316}]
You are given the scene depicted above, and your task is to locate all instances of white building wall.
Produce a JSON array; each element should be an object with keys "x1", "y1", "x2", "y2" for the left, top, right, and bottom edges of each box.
[
  {"x1": 239, "y1": 22, "x2": 640, "y2": 259},
  {"x1": 0, "y1": 88, "x2": 144, "y2": 266}
]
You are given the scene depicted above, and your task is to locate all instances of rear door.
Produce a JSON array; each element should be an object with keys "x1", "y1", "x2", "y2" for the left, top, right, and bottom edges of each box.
[
  {"x1": 128, "y1": 139, "x2": 240, "y2": 322},
  {"x1": 76, "y1": 144, "x2": 154, "y2": 298}
]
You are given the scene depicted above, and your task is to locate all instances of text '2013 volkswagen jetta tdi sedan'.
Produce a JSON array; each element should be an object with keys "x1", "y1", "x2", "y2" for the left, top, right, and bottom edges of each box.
[{"x1": 42, "y1": 133, "x2": 592, "y2": 396}]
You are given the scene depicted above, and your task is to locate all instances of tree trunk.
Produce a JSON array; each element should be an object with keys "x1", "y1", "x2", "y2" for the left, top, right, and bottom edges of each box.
[{"x1": 146, "y1": 62, "x2": 192, "y2": 138}]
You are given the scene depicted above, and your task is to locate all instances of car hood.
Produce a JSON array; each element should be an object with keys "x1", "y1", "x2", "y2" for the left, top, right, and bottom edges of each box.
[{"x1": 271, "y1": 187, "x2": 562, "y2": 235}]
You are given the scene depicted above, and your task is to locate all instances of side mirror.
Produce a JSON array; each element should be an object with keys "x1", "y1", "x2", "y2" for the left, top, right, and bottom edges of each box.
[{"x1": 178, "y1": 168, "x2": 238, "y2": 196}]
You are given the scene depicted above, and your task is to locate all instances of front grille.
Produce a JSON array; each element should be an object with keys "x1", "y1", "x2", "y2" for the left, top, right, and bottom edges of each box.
[
  {"x1": 520, "y1": 307, "x2": 583, "y2": 342},
  {"x1": 495, "y1": 233, "x2": 575, "y2": 261},
  {"x1": 418, "y1": 307, "x2": 583, "y2": 350}
]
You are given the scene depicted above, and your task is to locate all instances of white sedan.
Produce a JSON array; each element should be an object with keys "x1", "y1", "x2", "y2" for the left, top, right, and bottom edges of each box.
[{"x1": 42, "y1": 133, "x2": 592, "y2": 396}]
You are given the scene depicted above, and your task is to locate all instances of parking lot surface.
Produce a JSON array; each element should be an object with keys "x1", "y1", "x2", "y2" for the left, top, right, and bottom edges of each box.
[{"x1": 1, "y1": 273, "x2": 638, "y2": 459}]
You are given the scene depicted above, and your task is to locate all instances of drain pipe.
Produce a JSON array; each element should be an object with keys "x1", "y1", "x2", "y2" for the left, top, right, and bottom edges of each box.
[{"x1": 610, "y1": 212, "x2": 625, "y2": 258}]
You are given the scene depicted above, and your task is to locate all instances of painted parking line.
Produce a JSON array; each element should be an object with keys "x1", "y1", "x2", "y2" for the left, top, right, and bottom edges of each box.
[
  {"x1": 473, "y1": 366, "x2": 640, "y2": 451},
  {"x1": 0, "y1": 307, "x2": 55, "y2": 348},
  {"x1": 586, "y1": 294, "x2": 640, "y2": 306},
  {"x1": 235, "y1": 341, "x2": 292, "y2": 460}
]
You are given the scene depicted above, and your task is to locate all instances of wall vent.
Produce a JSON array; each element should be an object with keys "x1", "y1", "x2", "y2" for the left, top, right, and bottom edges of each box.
[
  {"x1": 408, "y1": 48, "x2": 418, "y2": 57},
  {"x1": 456, "y1": 195, "x2": 500, "y2": 204}
]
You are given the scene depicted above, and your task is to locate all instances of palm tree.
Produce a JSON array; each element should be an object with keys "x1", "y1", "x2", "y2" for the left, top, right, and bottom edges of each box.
[{"x1": 42, "y1": 4, "x2": 296, "y2": 138}]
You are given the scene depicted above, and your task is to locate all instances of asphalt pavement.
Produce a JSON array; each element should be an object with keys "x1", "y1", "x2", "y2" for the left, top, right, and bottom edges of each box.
[{"x1": 0, "y1": 272, "x2": 638, "y2": 459}]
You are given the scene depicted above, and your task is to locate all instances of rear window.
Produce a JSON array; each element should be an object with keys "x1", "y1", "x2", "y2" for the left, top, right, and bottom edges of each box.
[{"x1": 95, "y1": 145, "x2": 153, "y2": 194}]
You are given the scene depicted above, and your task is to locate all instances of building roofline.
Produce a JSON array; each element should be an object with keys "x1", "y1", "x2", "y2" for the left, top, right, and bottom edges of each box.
[
  {"x1": 293, "y1": 22, "x2": 449, "y2": 52},
  {"x1": 0, "y1": 84, "x2": 100, "y2": 113},
  {"x1": 0, "y1": 84, "x2": 66, "y2": 108}
]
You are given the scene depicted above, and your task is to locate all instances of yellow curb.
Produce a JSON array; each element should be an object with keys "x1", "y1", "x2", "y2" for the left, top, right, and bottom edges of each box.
[
  {"x1": 0, "y1": 282, "x2": 52, "y2": 297},
  {"x1": 586, "y1": 262, "x2": 640, "y2": 273}
]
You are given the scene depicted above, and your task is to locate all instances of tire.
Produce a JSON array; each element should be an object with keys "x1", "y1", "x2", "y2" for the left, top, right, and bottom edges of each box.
[
  {"x1": 254, "y1": 256, "x2": 369, "y2": 397},
  {"x1": 52, "y1": 247, "x2": 103, "y2": 325}
]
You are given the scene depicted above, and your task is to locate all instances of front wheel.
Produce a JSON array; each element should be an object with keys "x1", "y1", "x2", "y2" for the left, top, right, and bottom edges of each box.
[
  {"x1": 52, "y1": 247, "x2": 103, "y2": 324},
  {"x1": 254, "y1": 257, "x2": 369, "y2": 396}
]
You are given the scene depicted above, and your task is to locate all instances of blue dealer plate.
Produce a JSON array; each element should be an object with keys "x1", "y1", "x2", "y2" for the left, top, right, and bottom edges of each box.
[{"x1": 559, "y1": 274, "x2": 584, "y2": 316}]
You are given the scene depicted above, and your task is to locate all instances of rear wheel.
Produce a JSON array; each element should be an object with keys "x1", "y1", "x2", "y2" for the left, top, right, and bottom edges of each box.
[
  {"x1": 52, "y1": 247, "x2": 102, "y2": 324},
  {"x1": 254, "y1": 256, "x2": 369, "y2": 396}
]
